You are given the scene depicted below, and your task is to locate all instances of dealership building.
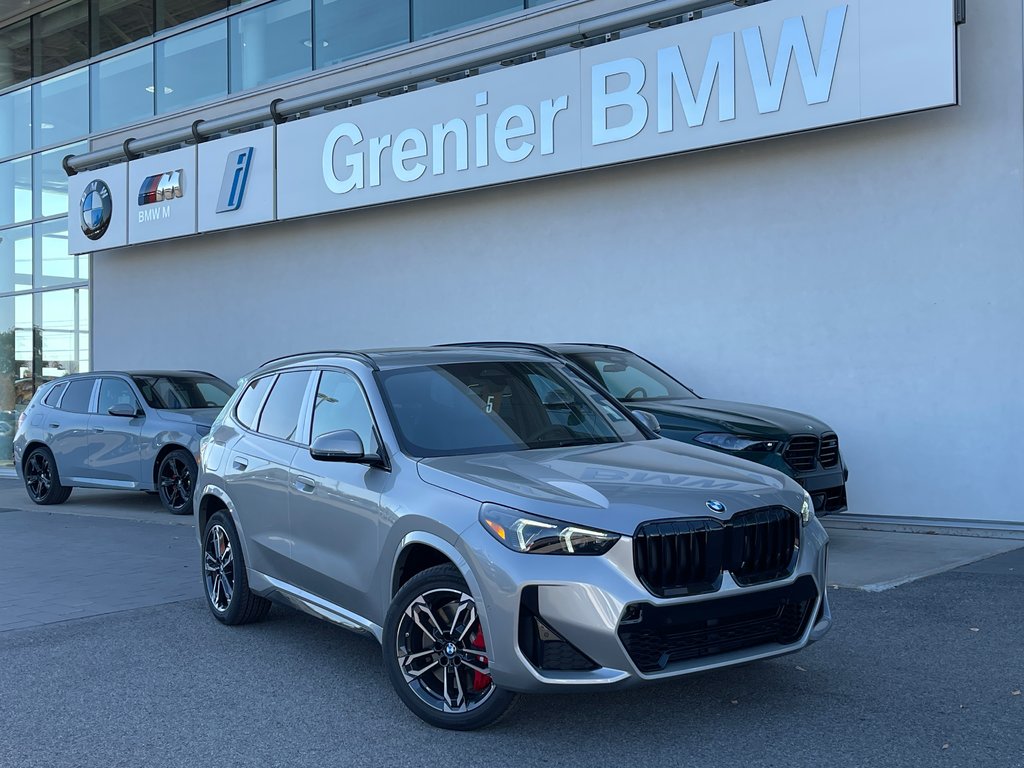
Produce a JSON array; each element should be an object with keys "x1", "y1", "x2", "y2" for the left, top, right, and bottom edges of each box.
[{"x1": 0, "y1": 0, "x2": 1020, "y2": 526}]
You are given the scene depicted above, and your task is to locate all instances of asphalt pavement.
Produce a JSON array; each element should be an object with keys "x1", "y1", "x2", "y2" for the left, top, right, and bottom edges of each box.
[{"x1": 0, "y1": 479, "x2": 1022, "y2": 768}]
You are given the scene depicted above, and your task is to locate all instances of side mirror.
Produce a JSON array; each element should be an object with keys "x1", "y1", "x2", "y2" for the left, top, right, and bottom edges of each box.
[
  {"x1": 108, "y1": 403, "x2": 140, "y2": 418},
  {"x1": 310, "y1": 429, "x2": 371, "y2": 463},
  {"x1": 632, "y1": 409, "x2": 661, "y2": 434}
]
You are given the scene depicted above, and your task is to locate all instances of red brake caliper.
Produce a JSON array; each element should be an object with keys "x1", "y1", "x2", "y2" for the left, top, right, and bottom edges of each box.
[{"x1": 468, "y1": 627, "x2": 491, "y2": 691}]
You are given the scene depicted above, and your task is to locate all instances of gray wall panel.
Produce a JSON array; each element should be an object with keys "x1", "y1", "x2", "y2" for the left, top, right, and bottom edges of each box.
[{"x1": 93, "y1": 0, "x2": 1024, "y2": 522}]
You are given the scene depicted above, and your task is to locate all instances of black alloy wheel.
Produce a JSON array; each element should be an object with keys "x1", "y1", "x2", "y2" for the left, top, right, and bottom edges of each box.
[
  {"x1": 383, "y1": 565, "x2": 517, "y2": 730},
  {"x1": 23, "y1": 447, "x2": 72, "y2": 505},
  {"x1": 202, "y1": 510, "x2": 271, "y2": 624},
  {"x1": 157, "y1": 449, "x2": 197, "y2": 516}
]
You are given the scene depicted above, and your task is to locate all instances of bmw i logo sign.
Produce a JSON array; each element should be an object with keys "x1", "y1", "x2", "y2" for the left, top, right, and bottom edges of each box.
[
  {"x1": 706, "y1": 500, "x2": 727, "y2": 514},
  {"x1": 80, "y1": 179, "x2": 112, "y2": 241}
]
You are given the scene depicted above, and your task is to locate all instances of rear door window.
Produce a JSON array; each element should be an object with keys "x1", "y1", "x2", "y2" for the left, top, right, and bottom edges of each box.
[
  {"x1": 256, "y1": 372, "x2": 311, "y2": 442},
  {"x1": 60, "y1": 379, "x2": 96, "y2": 413},
  {"x1": 235, "y1": 376, "x2": 273, "y2": 430}
]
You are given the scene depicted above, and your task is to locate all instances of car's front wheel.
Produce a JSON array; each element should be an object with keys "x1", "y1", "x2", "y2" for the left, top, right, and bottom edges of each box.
[
  {"x1": 157, "y1": 449, "x2": 197, "y2": 515},
  {"x1": 202, "y1": 510, "x2": 271, "y2": 624},
  {"x1": 382, "y1": 564, "x2": 517, "y2": 730},
  {"x1": 23, "y1": 447, "x2": 72, "y2": 505}
]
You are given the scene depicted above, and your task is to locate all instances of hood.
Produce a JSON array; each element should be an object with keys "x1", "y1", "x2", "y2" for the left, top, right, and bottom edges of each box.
[
  {"x1": 418, "y1": 439, "x2": 800, "y2": 536},
  {"x1": 635, "y1": 398, "x2": 833, "y2": 437},
  {"x1": 155, "y1": 408, "x2": 221, "y2": 427}
]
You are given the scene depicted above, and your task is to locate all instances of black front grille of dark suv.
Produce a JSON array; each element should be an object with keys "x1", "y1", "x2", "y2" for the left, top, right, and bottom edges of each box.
[
  {"x1": 618, "y1": 575, "x2": 819, "y2": 673},
  {"x1": 783, "y1": 435, "x2": 819, "y2": 471},
  {"x1": 818, "y1": 433, "x2": 840, "y2": 468},
  {"x1": 633, "y1": 507, "x2": 799, "y2": 597}
]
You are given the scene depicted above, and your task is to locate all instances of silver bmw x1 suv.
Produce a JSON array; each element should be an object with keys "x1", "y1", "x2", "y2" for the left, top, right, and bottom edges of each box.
[{"x1": 196, "y1": 348, "x2": 831, "y2": 730}]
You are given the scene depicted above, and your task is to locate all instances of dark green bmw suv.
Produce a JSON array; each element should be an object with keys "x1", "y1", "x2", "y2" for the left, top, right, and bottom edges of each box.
[{"x1": 447, "y1": 343, "x2": 848, "y2": 514}]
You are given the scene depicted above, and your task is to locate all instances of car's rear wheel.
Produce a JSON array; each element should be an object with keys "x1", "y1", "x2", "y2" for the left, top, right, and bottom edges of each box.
[
  {"x1": 23, "y1": 447, "x2": 72, "y2": 505},
  {"x1": 158, "y1": 449, "x2": 197, "y2": 515},
  {"x1": 202, "y1": 510, "x2": 271, "y2": 624},
  {"x1": 382, "y1": 564, "x2": 517, "y2": 730}
]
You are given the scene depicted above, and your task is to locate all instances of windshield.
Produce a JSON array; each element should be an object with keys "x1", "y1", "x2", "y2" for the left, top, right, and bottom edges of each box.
[
  {"x1": 379, "y1": 361, "x2": 646, "y2": 457},
  {"x1": 132, "y1": 375, "x2": 234, "y2": 410},
  {"x1": 566, "y1": 351, "x2": 697, "y2": 402}
]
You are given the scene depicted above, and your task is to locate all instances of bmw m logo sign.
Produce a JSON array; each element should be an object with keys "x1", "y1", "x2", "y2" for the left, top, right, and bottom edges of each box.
[
  {"x1": 138, "y1": 169, "x2": 183, "y2": 206},
  {"x1": 216, "y1": 147, "x2": 253, "y2": 213},
  {"x1": 80, "y1": 179, "x2": 112, "y2": 241},
  {"x1": 706, "y1": 500, "x2": 727, "y2": 514}
]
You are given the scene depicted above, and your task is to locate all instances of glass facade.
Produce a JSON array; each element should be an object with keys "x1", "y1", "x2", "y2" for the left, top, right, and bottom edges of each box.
[{"x1": 0, "y1": 0, "x2": 579, "y2": 466}]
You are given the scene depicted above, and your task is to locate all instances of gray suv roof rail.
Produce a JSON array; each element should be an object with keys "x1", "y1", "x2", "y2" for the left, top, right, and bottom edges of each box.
[
  {"x1": 258, "y1": 350, "x2": 380, "y2": 371},
  {"x1": 436, "y1": 342, "x2": 563, "y2": 360}
]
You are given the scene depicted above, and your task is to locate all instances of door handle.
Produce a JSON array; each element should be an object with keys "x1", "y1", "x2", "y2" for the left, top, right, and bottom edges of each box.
[
  {"x1": 293, "y1": 476, "x2": 316, "y2": 494},
  {"x1": 93, "y1": 427, "x2": 105, "y2": 433},
  {"x1": 232, "y1": 458, "x2": 249, "y2": 471},
  {"x1": 48, "y1": 423, "x2": 60, "y2": 429}
]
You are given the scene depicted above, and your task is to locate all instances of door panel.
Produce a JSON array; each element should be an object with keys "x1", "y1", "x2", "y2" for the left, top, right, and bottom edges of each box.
[
  {"x1": 286, "y1": 369, "x2": 385, "y2": 618},
  {"x1": 87, "y1": 378, "x2": 144, "y2": 485},
  {"x1": 48, "y1": 378, "x2": 97, "y2": 481}
]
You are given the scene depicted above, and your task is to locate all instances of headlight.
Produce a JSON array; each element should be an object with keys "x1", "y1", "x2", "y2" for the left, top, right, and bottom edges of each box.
[
  {"x1": 479, "y1": 503, "x2": 619, "y2": 555},
  {"x1": 800, "y1": 490, "x2": 814, "y2": 526},
  {"x1": 694, "y1": 433, "x2": 782, "y2": 452}
]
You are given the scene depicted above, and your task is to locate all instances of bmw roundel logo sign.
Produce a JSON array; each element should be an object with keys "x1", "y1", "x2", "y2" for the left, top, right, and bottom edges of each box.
[
  {"x1": 80, "y1": 179, "x2": 112, "y2": 241},
  {"x1": 706, "y1": 500, "x2": 727, "y2": 514}
]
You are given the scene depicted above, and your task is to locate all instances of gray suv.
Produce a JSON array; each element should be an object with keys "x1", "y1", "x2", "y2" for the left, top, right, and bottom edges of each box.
[
  {"x1": 196, "y1": 348, "x2": 831, "y2": 730},
  {"x1": 14, "y1": 371, "x2": 234, "y2": 515}
]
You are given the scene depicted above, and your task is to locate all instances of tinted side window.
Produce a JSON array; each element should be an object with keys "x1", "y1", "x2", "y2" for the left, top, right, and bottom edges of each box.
[
  {"x1": 235, "y1": 376, "x2": 273, "y2": 429},
  {"x1": 311, "y1": 370, "x2": 380, "y2": 454},
  {"x1": 60, "y1": 379, "x2": 95, "y2": 413},
  {"x1": 98, "y1": 378, "x2": 140, "y2": 414},
  {"x1": 43, "y1": 381, "x2": 67, "y2": 406},
  {"x1": 257, "y1": 371, "x2": 310, "y2": 441}
]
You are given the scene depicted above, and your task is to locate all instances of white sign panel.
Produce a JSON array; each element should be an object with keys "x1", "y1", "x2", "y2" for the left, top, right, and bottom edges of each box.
[
  {"x1": 198, "y1": 127, "x2": 276, "y2": 233},
  {"x1": 68, "y1": 163, "x2": 129, "y2": 254},
  {"x1": 277, "y1": 0, "x2": 956, "y2": 220},
  {"x1": 127, "y1": 145, "x2": 198, "y2": 245}
]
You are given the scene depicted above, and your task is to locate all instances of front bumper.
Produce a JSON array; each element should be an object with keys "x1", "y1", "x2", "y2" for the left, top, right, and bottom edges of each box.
[{"x1": 457, "y1": 518, "x2": 831, "y2": 693}]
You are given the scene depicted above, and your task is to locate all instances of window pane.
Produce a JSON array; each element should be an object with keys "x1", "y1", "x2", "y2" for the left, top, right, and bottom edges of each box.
[
  {"x1": 98, "y1": 377, "x2": 140, "y2": 412},
  {"x1": 91, "y1": 47, "x2": 154, "y2": 132},
  {"x1": 0, "y1": 19, "x2": 32, "y2": 89},
  {"x1": 0, "y1": 156, "x2": 32, "y2": 227},
  {"x1": 0, "y1": 293, "x2": 34, "y2": 463},
  {"x1": 38, "y1": 287, "x2": 90, "y2": 383},
  {"x1": 235, "y1": 374, "x2": 271, "y2": 429},
  {"x1": 0, "y1": 224, "x2": 33, "y2": 293},
  {"x1": 412, "y1": 0, "x2": 520, "y2": 40},
  {"x1": 315, "y1": 0, "x2": 408, "y2": 68},
  {"x1": 257, "y1": 370, "x2": 309, "y2": 440},
  {"x1": 33, "y1": 67, "x2": 90, "y2": 147},
  {"x1": 44, "y1": 380, "x2": 68, "y2": 406},
  {"x1": 35, "y1": 141, "x2": 88, "y2": 218},
  {"x1": 60, "y1": 378, "x2": 94, "y2": 412},
  {"x1": 35, "y1": 219, "x2": 89, "y2": 289},
  {"x1": 0, "y1": 87, "x2": 32, "y2": 158},
  {"x1": 36, "y1": 0, "x2": 91, "y2": 77},
  {"x1": 95, "y1": 0, "x2": 155, "y2": 55},
  {"x1": 156, "y1": 21, "x2": 226, "y2": 113},
  {"x1": 157, "y1": 0, "x2": 227, "y2": 32},
  {"x1": 229, "y1": 0, "x2": 311, "y2": 93},
  {"x1": 311, "y1": 370, "x2": 379, "y2": 453}
]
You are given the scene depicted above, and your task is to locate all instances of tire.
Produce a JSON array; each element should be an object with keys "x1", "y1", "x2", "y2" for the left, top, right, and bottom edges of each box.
[
  {"x1": 202, "y1": 510, "x2": 271, "y2": 625},
  {"x1": 23, "y1": 447, "x2": 73, "y2": 505},
  {"x1": 382, "y1": 564, "x2": 517, "y2": 730},
  {"x1": 157, "y1": 448, "x2": 197, "y2": 516}
]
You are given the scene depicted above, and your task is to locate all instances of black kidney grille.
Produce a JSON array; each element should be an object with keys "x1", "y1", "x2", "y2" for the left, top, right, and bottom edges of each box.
[
  {"x1": 728, "y1": 507, "x2": 800, "y2": 585},
  {"x1": 633, "y1": 507, "x2": 799, "y2": 596},
  {"x1": 783, "y1": 435, "x2": 819, "y2": 471},
  {"x1": 818, "y1": 433, "x2": 840, "y2": 468},
  {"x1": 618, "y1": 575, "x2": 819, "y2": 673},
  {"x1": 633, "y1": 519, "x2": 725, "y2": 597}
]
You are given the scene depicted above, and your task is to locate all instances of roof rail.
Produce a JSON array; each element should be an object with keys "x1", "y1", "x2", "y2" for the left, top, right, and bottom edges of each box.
[
  {"x1": 184, "y1": 370, "x2": 217, "y2": 377},
  {"x1": 560, "y1": 343, "x2": 633, "y2": 353},
  {"x1": 258, "y1": 350, "x2": 379, "y2": 371},
  {"x1": 436, "y1": 341, "x2": 562, "y2": 359}
]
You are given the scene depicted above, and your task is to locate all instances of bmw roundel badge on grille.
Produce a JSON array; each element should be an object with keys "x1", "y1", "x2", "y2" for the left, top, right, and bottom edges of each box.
[{"x1": 706, "y1": 500, "x2": 727, "y2": 514}]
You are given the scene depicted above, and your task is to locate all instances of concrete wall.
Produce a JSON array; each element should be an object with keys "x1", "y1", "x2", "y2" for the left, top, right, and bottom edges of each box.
[{"x1": 93, "y1": 0, "x2": 1024, "y2": 523}]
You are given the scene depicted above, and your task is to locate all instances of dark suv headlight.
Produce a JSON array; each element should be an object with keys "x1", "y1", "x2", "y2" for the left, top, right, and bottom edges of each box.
[
  {"x1": 479, "y1": 504, "x2": 619, "y2": 555},
  {"x1": 694, "y1": 433, "x2": 781, "y2": 452}
]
